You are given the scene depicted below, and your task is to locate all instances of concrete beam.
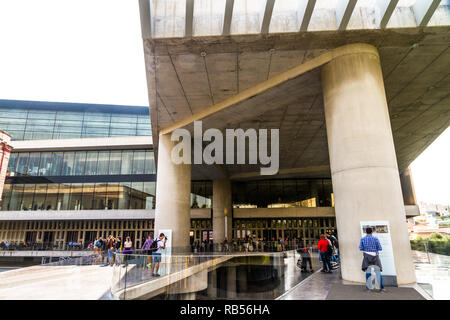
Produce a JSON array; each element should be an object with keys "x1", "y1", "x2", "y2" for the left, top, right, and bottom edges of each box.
[
  {"x1": 222, "y1": 0, "x2": 235, "y2": 35},
  {"x1": 10, "y1": 136, "x2": 153, "y2": 152},
  {"x1": 138, "y1": 0, "x2": 152, "y2": 39},
  {"x1": 377, "y1": 0, "x2": 399, "y2": 28},
  {"x1": 261, "y1": 0, "x2": 275, "y2": 34},
  {"x1": 413, "y1": 0, "x2": 442, "y2": 27},
  {"x1": 185, "y1": 0, "x2": 194, "y2": 37},
  {"x1": 159, "y1": 44, "x2": 378, "y2": 135},
  {"x1": 336, "y1": 0, "x2": 358, "y2": 30},
  {"x1": 298, "y1": 0, "x2": 317, "y2": 32}
]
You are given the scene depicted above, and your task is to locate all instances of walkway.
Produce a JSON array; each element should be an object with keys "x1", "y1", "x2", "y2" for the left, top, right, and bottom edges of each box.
[
  {"x1": 278, "y1": 267, "x2": 428, "y2": 300},
  {"x1": 0, "y1": 265, "x2": 113, "y2": 299}
]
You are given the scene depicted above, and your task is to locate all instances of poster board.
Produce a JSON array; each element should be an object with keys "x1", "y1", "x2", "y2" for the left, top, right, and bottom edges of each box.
[{"x1": 360, "y1": 221, "x2": 397, "y2": 277}]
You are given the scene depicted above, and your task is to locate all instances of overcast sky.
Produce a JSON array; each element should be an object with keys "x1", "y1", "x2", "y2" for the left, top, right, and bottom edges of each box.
[{"x1": 0, "y1": 0, "x2": 448, "y2": 205}]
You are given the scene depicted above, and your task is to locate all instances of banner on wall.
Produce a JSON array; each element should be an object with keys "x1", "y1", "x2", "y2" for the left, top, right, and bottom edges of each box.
[{"x1": 360, "y1": 221, "x2": 397, "y2": 277}]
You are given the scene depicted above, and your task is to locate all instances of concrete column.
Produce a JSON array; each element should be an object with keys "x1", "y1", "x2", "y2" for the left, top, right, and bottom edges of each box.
[
  {"x1": 400, "y1": 167, "x2": 417, "y2": 206},
  {"x1": 154, "y1": 134, "x2": 191, "y2": 253},
  {"x1": 212, "y1": 180, "x2": 232, "y2": 246},
  {"x1": 321, "y1": 44, "x2": 416, "y2": 284}
]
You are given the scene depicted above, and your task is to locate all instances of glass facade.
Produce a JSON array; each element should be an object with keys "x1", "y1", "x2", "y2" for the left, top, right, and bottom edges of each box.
[
  {"x1": 0, "y1": 100, "x2": 151, "y2": 141},
  {"x1": 191, "y1": 181, "x2": 212, "y2": 208},
  {"x1": 0, "y1": 182, "x2": 156, "y2": 211},
  {"x1": 233, "y1": 217, "x2": 336, "y2": 247},
  {"x1": 232, "y1": 179, "x2": 333, "y2": 208},
  {"x1": 7, "y1": 150, "x2": 155, "y2": 177}
]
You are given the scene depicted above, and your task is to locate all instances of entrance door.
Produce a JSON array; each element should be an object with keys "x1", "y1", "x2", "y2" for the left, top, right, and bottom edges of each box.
[
  {"x1": 25, "y1": 231, "x2": 37, "y2": 244},
  {"x1": 43, "y1": 231, "x2": 54, "y2": 249}
]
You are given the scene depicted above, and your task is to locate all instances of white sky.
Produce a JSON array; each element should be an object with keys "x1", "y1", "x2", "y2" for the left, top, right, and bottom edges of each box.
[
  {"x1": 0, "y1": 0, "x2": 148, "y2": 106},
  {"x1": 0, "y1": 0, "x2": 448, "y2": 204}
]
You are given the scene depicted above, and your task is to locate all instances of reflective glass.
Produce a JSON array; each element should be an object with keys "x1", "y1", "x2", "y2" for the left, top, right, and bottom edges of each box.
[
  {"x1": 9, "y1": 184, "x2": 24, "y2": 210},
  {"x1": 94, "y1": 183, "x2": 108, "y2": 209},
  {"x1": 33, "y1": 184, "x2": 48, "y2": 210},
  {"x1": 97, "y1": 151, "x2": 110, "y2": 175},
  {"x1": 132, "y1": 151, "x2": 145, "y2": 174},
  {"x1": 118, "y1": 182, "x2": 132, "y2": 210},
  {"x1": 109, "y1": 151, "x2": 122, "y2": 175},
  {"x1": 22, "y1": 184, "x2": 36, "y2": 211},
  {"x1": 81, "y1": 183, "x2": 95, "y2": 210},
  {"x1": 50, "y1": 152, "x2": 64, "y2": 176},
  {"x1": 144, "y1": 150, "x2": 155, "y2": 174},
  {"x1": 85, "y1": 151, "x2": 98, "y2": 175},
  {"x1": 74, "y1": 152, "x2": 87, "y2": 175},
  {"x1": 69, "y1": 183, "x2": 83, "y2": 210},
  {"x1": 121, "y1": 151, "x2": 133, "y2": 175},
  {"x1": 62, "y1": 152, "x2": 75, "y2": 175},
  {"x1": 38, "y1": 152, "x2": 53, "y2": 176},
  {"x1": 44, "y1": 184, "x2": 59, "y2": 210},
  {"x1": 106, "y1": 183, "x2": 120, "y2": 210},
  {"x1": 16, "y1": 153, "x2": 29, "y2": 175},
  {"x1": 27, "y1": 153, "x2": 41, "y2": 176},
  {"x1": 0, "y1": 184, "x2": 11, "y2": 211}
]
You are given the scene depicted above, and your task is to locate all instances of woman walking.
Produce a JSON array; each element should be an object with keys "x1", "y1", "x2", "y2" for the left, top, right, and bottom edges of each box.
[{"x1": 122, "y1": 236, "x2": 133, "y2": 268}]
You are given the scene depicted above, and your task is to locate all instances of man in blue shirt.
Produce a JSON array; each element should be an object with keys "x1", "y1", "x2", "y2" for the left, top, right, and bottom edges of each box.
[{"x1": 359, "y1": 227, "x2": 384, "y2": 291}]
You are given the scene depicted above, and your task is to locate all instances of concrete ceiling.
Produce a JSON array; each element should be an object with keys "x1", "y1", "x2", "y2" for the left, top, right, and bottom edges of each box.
[{"x1": 143, "y1": 26, "x2": 450, "y2": 180}]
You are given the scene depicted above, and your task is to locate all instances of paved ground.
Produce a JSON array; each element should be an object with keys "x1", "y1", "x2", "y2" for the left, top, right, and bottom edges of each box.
[
  {"x1": 326, "y1": 283, "x2": 425, "y2": 300},
  {"x1": 0, "y1": 265, "x2": 113, "y2": 300}
]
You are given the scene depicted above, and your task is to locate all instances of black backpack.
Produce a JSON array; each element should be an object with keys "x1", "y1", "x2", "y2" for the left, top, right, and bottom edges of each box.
[{"x1": 149, "y1": 239, "x2": 158, "y2": 252}]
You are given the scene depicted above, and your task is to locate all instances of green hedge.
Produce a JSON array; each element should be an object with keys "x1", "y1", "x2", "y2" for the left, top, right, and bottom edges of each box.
[{"x1": 410, "y1": 233, "x2": 450, "y2": 256}]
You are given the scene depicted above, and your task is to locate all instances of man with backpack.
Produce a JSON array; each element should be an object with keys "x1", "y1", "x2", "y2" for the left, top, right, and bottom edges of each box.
[
  {"x1": 150, "y1": 233, "x2": 167, "y2": 277},
  {"x1": 359, "y1": 227, "x2": 384, "y2": 291}
]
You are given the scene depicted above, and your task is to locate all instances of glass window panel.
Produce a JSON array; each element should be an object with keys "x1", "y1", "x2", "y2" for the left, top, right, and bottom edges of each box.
[
  {"x1": 96, "y1": 151, "x2": 109, "y2": 175},
  {"x1": 109, "y1": 121, "x2": 136, "y2": 129},
  {"x1": 120, "y1": 151, "x2": 133, "y2": 175},
  {"x1": 57, "y1": 183, "x2": 71, "y2": 210},
  {"x1": 1, "y1": 184, "x2": 12, "y2": 211},
  {"x1": 81, "y1": 183, "x2": 95, "y2": 210},
  {"x1": 9, "y1": 184, "x2": 24, "y2": 211},
  {"x1": 106, "y1": 183, "x2": 120, "y2": 210},
  {"x1": 55, "y1": 111, "x2": 83, "y2": 120},
  {"x1": 143, "y1": 182, "x2": 156, "y2": 209},
  {"x1": 38, "y1": 152, "x2": 53, "y2": 176},
  {"x1": 61, "y1": 152, "x2": 75, "y2": 175},
  {"x1": 33, "y1": 184, "x2": 48, "y2": 210},
  {"x1": 4, "y1": 130, "x2": 25, "y2": 140},
  {"x1": 27, "y1": 111, "x2": 56, "y2": 119},
  {"x1": 144, "y1": 151, "x2": 155, "y2": 174},
  {"x1": 74, "y1": 152, "x2": 87, "y2": 175},
  {"x1": 15, "y1": 153, "x2": 29, "y2": 175},
  {"x1": 50, "y1": 152, "x2": 64, "y2": 176},
  {"x1": 27, "y1": 152, "x2": 41, "y2": 176},
  {"x1": 83, "y1": 112, "x2": 111, "y2": 122},
  {"x1": 231, "y1": 0, "x2": 266, "y2": 35},
  {"x1": 6, "y1": 153, "x2": 18, "y2": 176},
  {"x1": 44, "y1": 184, "x2": 59, "y2": 210},
  {"x1": 24, "y1": 131, "x2": 53, "y2": 140},
  {"x1": 110, "y1": 128, "x2": 136, "y2": 136},
  {"x1": 132, "y1": 151, "x2": 145, "y2": 174},
  {"x1": 137, "y1": 129, "x2": 151, "y2": 136},
  {"x1": 111, "y1": 115, "x2": 138, "y2": 123},
  {"x1": 130, "y1": 182, "x2": 144, "y2": 209},
  {"x1": 21, "y1": 184, "x2": 35, "y2": 211},
  {"x1": 118, "y1": 182, "x2": 132, "y2": 210},
  {"x1": 108, "y1": 151, "x2": 122, "y2": 175},
  {"x1": 94, "y1": 183, "x2": 108, "y2": 209},
  {"x1": 69, "y1": 183, "x2": 83, "y2": 210}
]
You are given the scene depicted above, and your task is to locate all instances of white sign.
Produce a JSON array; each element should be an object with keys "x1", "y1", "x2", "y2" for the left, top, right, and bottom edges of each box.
[{"x1": 360, "y1": 221, "x2": 397, "y2": 276}]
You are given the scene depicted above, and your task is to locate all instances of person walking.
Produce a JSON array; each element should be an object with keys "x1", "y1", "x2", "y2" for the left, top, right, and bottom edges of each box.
[
  {"x1": 142, "y1": 234, "x2": 154, "y2": 268},
  {"x1": 318, "y1": 234, "x2": 332, "y2": 273},
  {"x1": 359, "y1": 227, "x2": 384, "y2": 291},
  {"x1": 151, "y1": 233, "x2": 167, "y2": 277}
]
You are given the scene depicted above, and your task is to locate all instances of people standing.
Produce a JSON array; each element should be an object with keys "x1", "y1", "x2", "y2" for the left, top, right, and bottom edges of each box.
[
  {"x1": 122, "y1": 236, "x2": 133, "y2": 267},
  {"x1": 359, "y1": 227, "x2": 384, "y2": 291},
  {"x1": 318, "y1": 234, "x2": 332, "y2": 273},
  {"x1": 151, "y1": 233, "x2": 167, "y2": 277},
  {"x1": 114, "y1": 236, "x2": 122, "y2": 264},
  {"x1": 106, "y1": 235, "x2": 115, "y2": 266}
]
